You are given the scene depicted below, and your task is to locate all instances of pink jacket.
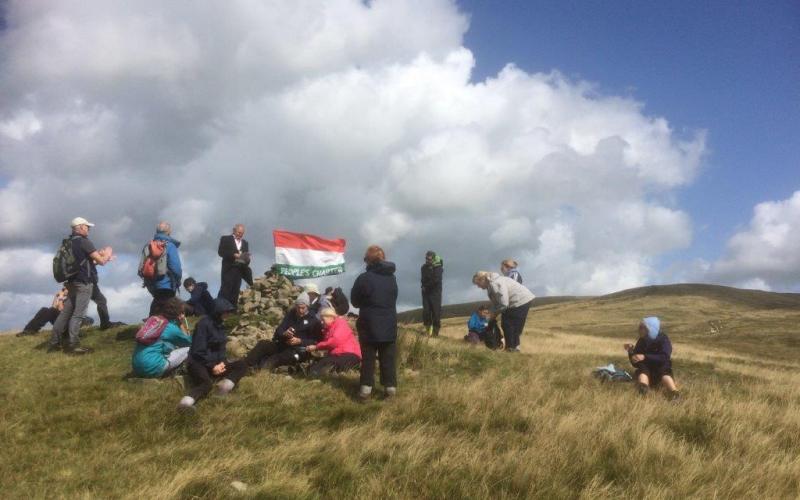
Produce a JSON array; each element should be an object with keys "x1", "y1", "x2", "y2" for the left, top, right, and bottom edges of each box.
[{"x1": 316, "y1": 317, "x2": 362, "y2": 359}]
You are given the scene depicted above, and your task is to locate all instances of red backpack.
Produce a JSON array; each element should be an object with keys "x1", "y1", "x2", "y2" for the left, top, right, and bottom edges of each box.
[
  {"x1": 135, "y1": 316, "x2": 170, "y2": 345},
  {"x1": 138, "y1": 240, "x2": 167, "y2": 281}
]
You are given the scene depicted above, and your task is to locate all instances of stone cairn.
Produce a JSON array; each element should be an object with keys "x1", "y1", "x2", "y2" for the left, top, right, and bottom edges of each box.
[{"x1": 227, "y1": 270, "x2": 303, "y2": 358}]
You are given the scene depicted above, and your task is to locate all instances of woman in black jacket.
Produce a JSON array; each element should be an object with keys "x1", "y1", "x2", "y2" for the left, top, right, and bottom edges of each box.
[
  {"x1": 351, "y1": 245, "x2": 399, "y2": 400},
  {"x1": 177, "y1": 298, "x2": 248, "y2": 412}
]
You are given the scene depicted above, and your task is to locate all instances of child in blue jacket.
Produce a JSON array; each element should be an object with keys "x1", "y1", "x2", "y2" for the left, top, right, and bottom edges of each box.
[{"x1": 464, "y1": 305, "x2": 491, "y2": 344}]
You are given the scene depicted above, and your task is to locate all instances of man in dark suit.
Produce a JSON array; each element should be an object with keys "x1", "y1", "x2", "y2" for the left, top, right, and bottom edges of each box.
[{"x1": 217, "y1": 224, "x2": 253, "y2": 309}]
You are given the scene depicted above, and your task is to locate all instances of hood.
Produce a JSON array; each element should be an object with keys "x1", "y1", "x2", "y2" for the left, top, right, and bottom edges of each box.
[
  {"x1": 430, "y1": 255, "x2": 443, "y2": 267},
  {"x1": 213, "y1": 298, "x2": 236, "y2": 316},
  {"x1": 368, "y1": 260, "x2": 396, "y2": 276},
  {"x1": 642, "y1": 317, "x2": 661, "y2": 340},
  {"x1": 196, "y1": 282, "x2": 208, "y2": 293},
  {"x1": 154, "y1": 231, "x2": 181, "y2": 247}
]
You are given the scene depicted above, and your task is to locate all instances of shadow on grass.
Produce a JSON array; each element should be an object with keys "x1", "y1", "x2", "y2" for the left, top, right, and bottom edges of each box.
[{"x1": 114, "y1": 326, "x2": 139, "y2": 341}]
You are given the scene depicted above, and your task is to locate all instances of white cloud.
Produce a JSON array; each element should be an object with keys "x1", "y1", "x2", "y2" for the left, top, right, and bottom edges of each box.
[
  {"x1": 708, "y1": 191, "x2": 800, "y2": 290},
  {"x1": 0, "y1": 0, "x2": 707, "y2": 329}
]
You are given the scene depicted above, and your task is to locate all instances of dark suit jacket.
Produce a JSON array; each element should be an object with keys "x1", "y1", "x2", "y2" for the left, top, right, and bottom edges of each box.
[{"x1": 218, "y1": 235, "x2": 253, "y2": 285}]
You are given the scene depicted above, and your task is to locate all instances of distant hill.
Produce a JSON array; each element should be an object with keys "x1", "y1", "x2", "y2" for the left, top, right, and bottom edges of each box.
[{"x1": 398, "y1": 283, "x2": 800, "y2": 324}]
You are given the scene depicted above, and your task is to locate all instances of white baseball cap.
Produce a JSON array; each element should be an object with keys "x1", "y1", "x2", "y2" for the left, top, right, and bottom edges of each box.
[
  {"x1": 70, "y1": 217, "x2": 95, "y2": 228},
  {"x1": 304, "y1": 283, "x2": 320, "y2": 294}
]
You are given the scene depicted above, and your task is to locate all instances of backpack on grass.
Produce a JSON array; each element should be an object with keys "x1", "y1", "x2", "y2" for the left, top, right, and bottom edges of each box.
[
  {"x1": 484, "y1": 320, "x2": 504, "y2": 350},
  {"x1": 138, "y1": 240, "x2": 168, "y2": 281},
  {"x1": 135, "y1": 316, "x2": 169, "y2": 345},
  {"x1": 52, "y1": 236, "x2": 80, "y2": 283},
  {"x1": 330, "y1": 287, "x2": 350, "y2": 316}
]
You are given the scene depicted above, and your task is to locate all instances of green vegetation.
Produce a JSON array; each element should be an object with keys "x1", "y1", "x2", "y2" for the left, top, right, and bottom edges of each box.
[{"x1": 1, "y1": 285, "x2": 799, "y2": 498}]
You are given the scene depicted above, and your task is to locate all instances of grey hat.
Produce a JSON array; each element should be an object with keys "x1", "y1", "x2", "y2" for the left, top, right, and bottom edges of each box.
[{"x1": 295, "y1": 294, "x2": 310, "y2": 306}]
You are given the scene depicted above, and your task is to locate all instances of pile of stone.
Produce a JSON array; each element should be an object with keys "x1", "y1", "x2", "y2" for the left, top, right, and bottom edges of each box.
[{"x1": 227, "y1": 271, "x2": 303, "y2": 358}]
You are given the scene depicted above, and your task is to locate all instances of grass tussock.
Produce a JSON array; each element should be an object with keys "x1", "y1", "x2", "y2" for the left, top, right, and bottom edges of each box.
[{"x1": 2, "y1": 290, "x2": 800, "y2": 499}]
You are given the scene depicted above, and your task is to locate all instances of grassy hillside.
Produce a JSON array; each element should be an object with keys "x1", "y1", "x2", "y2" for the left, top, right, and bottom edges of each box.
[{"x1": 2, "y1": 285, "x2": 800, "y2": 498}]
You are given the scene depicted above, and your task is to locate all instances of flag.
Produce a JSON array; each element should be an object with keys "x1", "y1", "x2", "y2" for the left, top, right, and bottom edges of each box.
[{"x1": 273, "y1": 230, "x2": 346, "y2": 278}]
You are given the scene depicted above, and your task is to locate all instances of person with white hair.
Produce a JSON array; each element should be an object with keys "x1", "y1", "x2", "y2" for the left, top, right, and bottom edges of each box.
[
  {"x1": 472, "y1": 270, "x2": 535, "y2": 353},
  {"x1": 49, "y1": 217, "x2": 113, "y2": 354},
  {"x1": 142, "y1": 221, "x2": 182, "y2": 316},
  {"x1": 302, "y1": 283, "x2": 332, "y2": 319},
  {"x1": 217, "y1": 223, "x2": 253, "y2": 310}
]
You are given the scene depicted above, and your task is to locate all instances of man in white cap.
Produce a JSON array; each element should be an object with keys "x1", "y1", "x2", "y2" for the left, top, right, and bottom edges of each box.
[{"x1": 49, "y1": 217, "x2": 113, "y2": 354}]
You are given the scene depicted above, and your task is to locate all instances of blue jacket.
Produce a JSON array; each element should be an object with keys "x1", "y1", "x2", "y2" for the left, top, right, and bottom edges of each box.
[
  {"x1": 351, "y1": 261, "x2": 398, "y2": 343},
  {"x1": 131, "y1": 321, "x2": 192, "y2": 378},
  {"x1": 467, "y1": 312, "x2": 489, "y2": 333},
  {"x1": 152, "y1": 232, "x2": 182, "y2": 291}
]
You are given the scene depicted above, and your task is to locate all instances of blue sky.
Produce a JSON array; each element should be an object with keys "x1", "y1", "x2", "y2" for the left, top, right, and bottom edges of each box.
[{"x1": 460, "y1": 0, "x2": 799, "y2": 263}]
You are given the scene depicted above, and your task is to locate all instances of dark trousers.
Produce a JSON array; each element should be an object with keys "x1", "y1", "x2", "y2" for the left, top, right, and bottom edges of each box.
[
  {"x1": 421, "y1": 289, "x2": 442, "y2": 335},
  {"x1": 24, "y1": 307, "x2": 59, "y2": 332},
  {"x1": 149, "y1": 289, "x2": 176, "y2": 317},
  {"x1": 91, "y1": 283, "x2": 110, "y2": 327},
  {"x1": 500, "y1": 301, "x2": 532, "y2": 350},
  {"x1": 185, "y1": 358, "x2": 248, "y2": 401},
  {"x1": 359, "y1": 341, "x2": 397, "y2": 388},
  {"x1": 218, "y1": 267, "x2": 243, "y2": 309},
  {"x1": 244, "y1": 340, "x2": 311, "y2": 370},
  {"x1": 309, "y1": 353, "x2": 361, "y2": 377}
]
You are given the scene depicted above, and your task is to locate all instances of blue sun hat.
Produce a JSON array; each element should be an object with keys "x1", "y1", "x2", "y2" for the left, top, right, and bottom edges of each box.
[{"x1": 642, "y1": 317, "x2": 661, "y2": 339}]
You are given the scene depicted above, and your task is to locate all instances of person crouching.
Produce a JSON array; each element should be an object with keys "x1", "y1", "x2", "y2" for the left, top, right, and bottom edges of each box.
[
  {"x1": 177, "y1": 298, "x2": 248, "y2": 412},
  {"x1": 464, "y1": 305, "x2": 491, "y2": 344},
  {"x1": 306, "y1": 307, "x2": 362, "y2": 377},
  {"x1": 625, "y1": 316, "x2": 680, "y2": 400}
]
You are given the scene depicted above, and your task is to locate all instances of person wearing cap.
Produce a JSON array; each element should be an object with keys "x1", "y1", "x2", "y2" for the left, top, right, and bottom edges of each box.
[
  {"x1": 303, "y1": 283, "x2": 331, "y2": 319},
  {"x1": 217, "y1": 224, "x2": 253, "y2": 310},
  {"x1": 625, "y1": 317, "x2": 680, "y2": 400},
  {"x1": 49, "y1": 217, "x2": 113, "y2": 354},
  {"x1": 178, "y1": 298, "x2": 249, "y2": 412},
  {"x1": 420, "y1": 250, "x2": 443, "y2": 336},
  {"x1": 306, "y1": 307, "x2": 362, "y2": 377},
  {"x1": 242, "y1": 295, "x2": 322, "y2": 371}
]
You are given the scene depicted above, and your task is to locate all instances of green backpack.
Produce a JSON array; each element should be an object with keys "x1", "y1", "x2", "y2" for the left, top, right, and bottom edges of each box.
[{"x1": 53, "y1": 236, "x2": 80, "y2": 283}]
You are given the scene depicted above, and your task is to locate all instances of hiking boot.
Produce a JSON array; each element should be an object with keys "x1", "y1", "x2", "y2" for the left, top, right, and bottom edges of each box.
[
  {"x1": 65, "y1": 345, "x2": 93, "y2": 355},
  {"x1": 358, "y1": 386, "x2": 372, "y2": 402},
  {"x1": 505, "y1": 346, "x2": 521, "y2": 353},
  {"x1": 668, "y1": 390, "x2": 682, "y2": 403},
  {"x1": 384, "y1": 387, "x2": 397, "y2": 399},
  {"x1": 636, "y1": 383, "x2": 650, "y2": 396},
  {"x1": 46, "y1": 344, "x2": 62, "y2": 353},
  {"x1": 100, "y1": 321, "x2": 126, "y2": 331},
  {"x1": 16, "y1": 330, "x2": 38, "y2": 337}
]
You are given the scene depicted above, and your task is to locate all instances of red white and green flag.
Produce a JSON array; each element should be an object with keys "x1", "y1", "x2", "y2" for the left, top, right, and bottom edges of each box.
[{"x1": 273, "y1": 230, "x2": 346, "y2": 278}]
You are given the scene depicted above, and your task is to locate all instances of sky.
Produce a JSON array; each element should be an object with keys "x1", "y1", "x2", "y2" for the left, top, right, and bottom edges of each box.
[{"x1": 0, "y1": 0, "x2": 798, "y2": 330}]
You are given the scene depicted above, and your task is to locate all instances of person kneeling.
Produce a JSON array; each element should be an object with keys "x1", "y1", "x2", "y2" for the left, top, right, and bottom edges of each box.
[
  {"x1": 243, "y1": 296, "x2": 322, "y2": 372},
  {"x1": 306, "y1": 308, "x2": 361, "y2": 377},
  {"x1": 131, "y1": 297, "x2": 192, "y2": 378},
  {"x1": 177, "y1": 298, "x2": 248, "y2": 412},
  {"x1": 625, "y1": 316, "x2": 680, "y2": 400},
  {"x1": 464, "y1": 305, "x2": 490, "y2": 344}
]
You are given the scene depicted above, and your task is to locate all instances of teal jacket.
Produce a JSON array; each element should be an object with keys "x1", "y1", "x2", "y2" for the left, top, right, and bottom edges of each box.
[{"x1": 131, "y1": 321, "x2": 192, "y2": 378}]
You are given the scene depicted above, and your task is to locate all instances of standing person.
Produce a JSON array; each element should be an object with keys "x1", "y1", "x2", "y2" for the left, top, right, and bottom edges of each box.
[
  {"x1": 306, "y1": 307, "x2": 362, "y2": 377},
  {"x1": 420, "y1": 250, "x2": 443, "y2": 337},
  {"x1": 131, "y1": 297, "x2": 192, "y2": 378},
  {"x1": 49, "y1": 217, "x2": 113, "y2": 354},
  {"x1": 217, "y1": 224, "x2": 253, "y2": 309},
  {"x1": 141, "y1": 222, "x2": 182, "y2": 317},
  {"x1": 351, "y1": 245, "x2": 398, "y2": 400},
  {"x1": 177, "y1": 298, "x2": 248, "y2": 412},
  {"x1": 500, "y1": 259, "x2": 523, "y2": 284},
  {"x1": 625, "y1": 316, "x2": 680, "y2": 400},
  {"x1": 18, "y1": 287, "x2": 68, "y2": 336},
  {"x1": 472, "y1": 271, "x2": 535, "y2": 353},
  {"x1": 91, "y1": 283, "x2": 125, "y2": 330}
]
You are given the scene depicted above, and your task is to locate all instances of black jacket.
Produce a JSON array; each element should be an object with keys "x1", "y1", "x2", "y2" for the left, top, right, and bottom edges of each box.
[
  {"x1": 189, "y1": 299, "x2": 235, "y2": 368},
  {"x1": 273, "y1": 308, "x2": 323, "y2": 347},
  {"x1": 218, "y1": 234, "x2": 253, "y2": 285},
  {"x1": 351, "y1": 261, "x2": 398, "y2": 343},
  {"x1": 187, "y1": 282, "x2": 215, "y2": 316},
  {"x1": 420, "y1": 261, "x2": 443, "y2": 293},
  {"x1": 629, "y1": 332, "x2": 673, "y2": 372}
]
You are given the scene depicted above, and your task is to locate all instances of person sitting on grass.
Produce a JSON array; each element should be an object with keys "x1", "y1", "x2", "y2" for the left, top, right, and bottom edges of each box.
[
  {"x1": 625, "y1": 316, "x2": 680, "y2": 400},
  {"x1": 464, "y1": 305, "x2": 491, "y2": 344},
  {"x1": 183, "y1": 277, "x2": 215, "y2": 317},
  {"x1": 306, "y1": 307, "x2": 362, "y2": 377},
  {"x1": 177, "y1": 298, "x2": 248, "y2": 412},
  {"x1": 131, "y1": 297, "x2": 192, "y2": 378},
  {"x1": 242, "y1": 296, "x2": 323, "y2": 372}
]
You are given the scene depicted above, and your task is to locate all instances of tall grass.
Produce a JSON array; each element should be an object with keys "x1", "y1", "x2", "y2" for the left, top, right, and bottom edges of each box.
[{"x1": 1, "y1": 292, "x2": 799, "y2": 499}]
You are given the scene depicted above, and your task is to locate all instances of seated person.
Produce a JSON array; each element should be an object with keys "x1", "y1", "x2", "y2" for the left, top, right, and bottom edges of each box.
[
  {"x1": 243, "y1": 296, "x2": 322, "y2": 371},
  {"x1": 306, "y1": 307, "x2": 361, "y2": 377},
  {"x1": 131, "y1": 297, "x2": 192, "y2": 378},
  {"x1": 18, "y1": 287, "x2": 68, "y2": 336},
  {"x1": 177, "y1": 298, "x2": 248, "y2": 412},
  {"x1": 625, "y1": 316, "x2": 680, "y2": 400},
  {"x1": 464, "y1": 305, "x2": 491, "y2": 344},
  {"x1": 183, "y1": 277, "x2": 215, "y2": 316}
]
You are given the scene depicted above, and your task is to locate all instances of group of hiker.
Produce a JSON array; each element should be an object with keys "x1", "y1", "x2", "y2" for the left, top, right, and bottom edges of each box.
[{"x1": 32, "y1": 216, "x2": 677, "y2": 407}]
